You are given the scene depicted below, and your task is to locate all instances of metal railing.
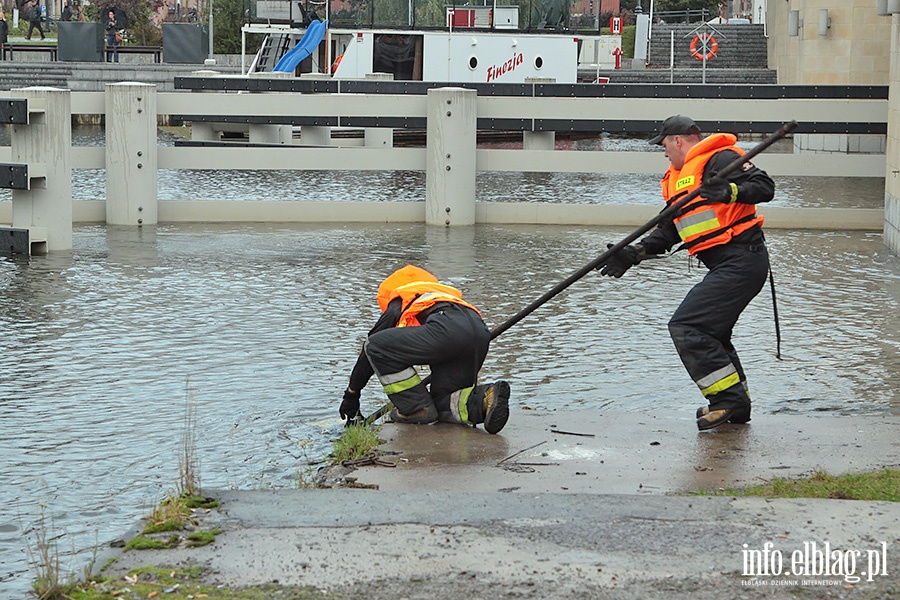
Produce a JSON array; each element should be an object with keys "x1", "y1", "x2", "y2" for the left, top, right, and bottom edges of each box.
[
  {"x1": 0, "y1": 82, "x2": 888, "y2": 254},
  {"x1": 244, "y1": 0, "x2": 569, "y2": 32}
]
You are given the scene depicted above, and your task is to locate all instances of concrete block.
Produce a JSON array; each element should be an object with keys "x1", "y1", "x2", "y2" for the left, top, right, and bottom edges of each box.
[
  {"x1": 858, "y1": 135, "x2": 886, "y2": 154},
  {"x1": 821, "y1": 135, "x2": 843, "y2": 153}
]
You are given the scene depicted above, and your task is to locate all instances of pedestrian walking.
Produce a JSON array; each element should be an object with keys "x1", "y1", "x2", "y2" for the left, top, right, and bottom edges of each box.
[{"x1": 24, "y1": 0, "x2": 45, "y2": 40}]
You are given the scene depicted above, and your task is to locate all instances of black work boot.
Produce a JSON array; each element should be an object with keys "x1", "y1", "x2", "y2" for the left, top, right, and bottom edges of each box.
[
  {"x1": 696, "y1": 405, "x2": 751, "y2": 425},
  {"x1": 470, "y1": 381, "x2": 510, "y2": 434},
  {"x1": 389, "y1": 403, "x2": 438, "y2": 425}
]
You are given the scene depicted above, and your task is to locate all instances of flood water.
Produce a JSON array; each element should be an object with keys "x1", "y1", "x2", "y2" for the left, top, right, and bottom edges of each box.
[
  {"x1": 2, "y1": 222, "x2": 899, "y2": 593},
  {"x1": 0, "y1": 127, "x2": 897, "y2": 594}
]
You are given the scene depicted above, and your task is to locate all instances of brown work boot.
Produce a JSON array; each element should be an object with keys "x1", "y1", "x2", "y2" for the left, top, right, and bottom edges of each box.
[
  {"x1": 696, "y1": 407, "x2": 740, "y2": 431},
  {"x1": 389, "y1": 403, "x2": 438, "y2": 425},
  {"x1": 481, "y1": 380, "x2": 510, "y2": 434},
  {"x1": 696, "y1": 405, "x2": 751, "y2": 424}
]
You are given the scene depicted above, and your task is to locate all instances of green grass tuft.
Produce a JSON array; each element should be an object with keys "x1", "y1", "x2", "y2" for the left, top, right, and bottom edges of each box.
[
  {"x1": 187, "y1": 529, "x2": 221, "y2": 547},
  {"x1": 328, "y1": 424, "x2": 383, "y2": 463},
  {"x1": 696, "y1": 468, "x2": 899, "y2": 502},
  {"x1": 124, "y1": 536, "x2": 172, "y2": 551},
  {"x1": 183, "y1": 495, "x2": 220, "y2": 509}
]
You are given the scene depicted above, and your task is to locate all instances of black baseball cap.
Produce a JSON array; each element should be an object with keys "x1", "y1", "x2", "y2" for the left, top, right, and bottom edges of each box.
[{"x1": 649, "y1": 115, "x2": 701, "y2": 145}]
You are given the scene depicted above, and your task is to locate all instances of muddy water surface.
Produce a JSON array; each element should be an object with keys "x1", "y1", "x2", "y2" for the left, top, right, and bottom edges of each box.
[{"x1": 1, "y1": 222, "x2": 899, "y2": 593}]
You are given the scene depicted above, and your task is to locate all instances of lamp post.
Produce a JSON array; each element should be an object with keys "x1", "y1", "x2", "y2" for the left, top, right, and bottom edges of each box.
[{"x1": 208, "y1": 0, "x2": 214, "y2": 62}]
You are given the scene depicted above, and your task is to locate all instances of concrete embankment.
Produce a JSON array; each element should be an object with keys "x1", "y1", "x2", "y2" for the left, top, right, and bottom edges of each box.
[{"x1": 102, "y1": 411, "x2": 900, "y2": 599}]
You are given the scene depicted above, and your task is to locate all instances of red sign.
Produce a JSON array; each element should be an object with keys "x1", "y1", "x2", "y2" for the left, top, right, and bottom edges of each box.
[
  {"x1": 610, "y1": 17, "x2": 621, "y2": 34},
  {"x1": 448, "y1": 9, "x2": 476, "y2": 27}
]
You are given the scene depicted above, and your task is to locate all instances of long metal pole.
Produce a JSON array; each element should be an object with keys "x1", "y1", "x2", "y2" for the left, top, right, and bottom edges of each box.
[
  {"x1": 361, "y1": 121, "x2": 798, "y2": 426},
  {"x1": 669, "y1": 30, "x2": 674, "y2": 83},
  {"x1": 208, "y1": 0, "x2": 214, "y2": 60}
]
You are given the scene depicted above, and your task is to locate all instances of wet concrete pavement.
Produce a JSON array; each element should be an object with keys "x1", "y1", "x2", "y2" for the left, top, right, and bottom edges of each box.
[
  {"x1": 102, "y1": 411, "x2": 900, "y2": 599},
  {"x1": 351, "y1": 410, "x2": 900, "y2": 495}
]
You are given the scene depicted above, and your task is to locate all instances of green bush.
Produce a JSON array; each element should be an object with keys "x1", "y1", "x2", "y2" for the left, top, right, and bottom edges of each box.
[{"x1": 621, "y1": 25, "x2": 635, "y2": 59}]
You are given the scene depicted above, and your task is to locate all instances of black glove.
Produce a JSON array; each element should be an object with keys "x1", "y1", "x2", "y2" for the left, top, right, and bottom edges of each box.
[
  {"x1": 599, "y1": 243, "x2": 643, "y2": 278},
  {"x1": 340, "y1": 389, "x2": 361, "y2": 421},
  {"x1": 700, "y1": 177, "x2": 737, "y2": 204}
]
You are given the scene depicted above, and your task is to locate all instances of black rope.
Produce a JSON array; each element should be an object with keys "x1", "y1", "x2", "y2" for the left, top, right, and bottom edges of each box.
[{"x1": 768, "y1": 258, "x2": 782, "y2": 360}]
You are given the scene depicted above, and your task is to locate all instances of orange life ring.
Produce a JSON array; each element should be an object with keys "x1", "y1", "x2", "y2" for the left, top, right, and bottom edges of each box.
[{"x1": 689, "y1": 34, "x2": 718, "y2": 61}]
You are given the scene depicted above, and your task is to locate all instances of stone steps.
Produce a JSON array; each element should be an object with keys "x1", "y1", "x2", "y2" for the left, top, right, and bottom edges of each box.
[
  {"x1": 0, "y1": 61, "x2": 243, "y2": 92},
  {"x1": 1, "y1": 65, "x2": 74, "y2": 89},
  {"x1": 647, "y1": 24, "x2": 769, "y2": 70}
]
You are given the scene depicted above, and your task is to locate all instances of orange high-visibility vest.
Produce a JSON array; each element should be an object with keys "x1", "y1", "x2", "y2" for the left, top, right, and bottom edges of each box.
[
  {"x1": 376, "y1": 265, "x2": 481, "y2": 327},
  {"x1": 389, "y1": 281, "x2": 481, "y2": 328},
  {"x1": 660, "y1": 133, "x2": 764, "y2": 255},
  {"x1": 377, "y1": 265, "x2": 438, "y2": 312}
]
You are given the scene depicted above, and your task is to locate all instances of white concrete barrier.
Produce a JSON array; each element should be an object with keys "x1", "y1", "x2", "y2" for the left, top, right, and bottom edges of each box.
[
  {"x1": 106, "y1": 83, "x2": 158, "y2": 226},
  {"x1": 10, "y1": 87, "x2": 72, "y2": 253}
]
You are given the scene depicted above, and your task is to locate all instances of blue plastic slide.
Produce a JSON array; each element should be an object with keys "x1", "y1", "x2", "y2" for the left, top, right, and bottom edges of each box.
[{"x1": 273, "y1": 20, "x2": 329, "y2": 73}]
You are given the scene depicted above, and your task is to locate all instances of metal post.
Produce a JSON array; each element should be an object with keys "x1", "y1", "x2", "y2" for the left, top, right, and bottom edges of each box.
[
  {"x1": 669, "y1": 30, "x2": 674, "y2": 83},
  {"x1": 105, "y1": 83, "x2": 158, "y2": 226},
  {"x1": 702, "y1": 32, "x2": 707, "y2": 84},
  {"x1": 425, "y1": 87, "x2": 476, "y2": 226},
  {"x1": 208, "y1": 0, "x2": 214, "y2": 61},
  {"x1": 10, "y1": 87, "x2": 73, "y2": 253}
]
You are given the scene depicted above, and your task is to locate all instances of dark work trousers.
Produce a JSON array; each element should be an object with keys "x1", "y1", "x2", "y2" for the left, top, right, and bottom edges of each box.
[
  {"x1": 667, "y1": 242, "x2": 769, "y2": 412},
  {"x1": 364, "y1": 303, "x2": 490, "y2": 415},
  {"x1": 26, "y1": 19, "x2": 45, "y2": 40}
]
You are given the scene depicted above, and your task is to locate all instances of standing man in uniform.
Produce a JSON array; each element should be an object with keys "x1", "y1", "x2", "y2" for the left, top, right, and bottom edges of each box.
[
  {"x1": 340, "y1": 265, "x2": 510, "y2": 434},
  {"x1": 599, "y1": 115, "x2": 775, "y2": 430}
]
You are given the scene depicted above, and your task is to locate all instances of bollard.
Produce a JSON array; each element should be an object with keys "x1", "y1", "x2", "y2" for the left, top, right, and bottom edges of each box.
[
  {"x1": 10, "y1": 87, "x2": 73, "y2": 253},
  {"x1": 106, "y1": 83, "x2": 158, "y2": 226},
  {"x1": 249, "y1": 71, "x2": 293, "y2": 145},
  {"x1": 524, "y1": 131, "x2": 555, "y2": 151},
  {"x1": 298, "y1": 74, "x2": 332, "y2": 146},
  {"x1": 363, "y1": 73, "x2": 394, "y2": 148},
  {"x1": 524, "y1": 77, "x2": 555, "y2": 151},
  {"x1": 426, "y1": 87, "x2": 477, "y2": 226},
  {"x1": 189, "y1": 70, "x2": 224, "y2": 141}
]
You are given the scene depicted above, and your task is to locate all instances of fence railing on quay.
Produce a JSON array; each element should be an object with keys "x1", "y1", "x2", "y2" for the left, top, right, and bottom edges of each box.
[{"x1": 0, "y1": 80, "x2": 889, "y2": 254}]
